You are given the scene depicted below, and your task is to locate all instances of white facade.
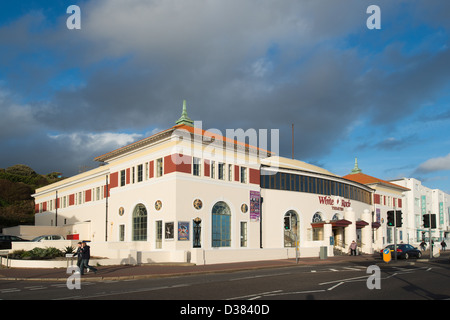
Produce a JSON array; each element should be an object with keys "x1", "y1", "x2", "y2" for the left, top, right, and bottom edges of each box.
[
  {"x1": 27, "y1": 106, "x2": 384, "y2": 264},
  {"x1": 391, "y1": 178, "x2": 450, "y2": 243}
]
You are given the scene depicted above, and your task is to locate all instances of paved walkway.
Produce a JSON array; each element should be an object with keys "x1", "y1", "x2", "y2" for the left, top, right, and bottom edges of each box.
[{"x1": 1, "y1": 251, "x2": 448, "y2": 282}]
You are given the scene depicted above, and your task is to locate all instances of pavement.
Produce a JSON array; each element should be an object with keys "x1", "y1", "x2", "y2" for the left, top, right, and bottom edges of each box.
[{"x1": 1, "y1": 250, "x2": 448, "y2": 282}]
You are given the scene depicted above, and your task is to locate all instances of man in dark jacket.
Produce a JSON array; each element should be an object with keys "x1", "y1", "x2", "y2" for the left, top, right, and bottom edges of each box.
[
  {"x1": 80, "y1": 242, "x2": 98, "y2": 275},
  {"x1": 72, "y1": 242, "x2": 83, "y2": 269}
]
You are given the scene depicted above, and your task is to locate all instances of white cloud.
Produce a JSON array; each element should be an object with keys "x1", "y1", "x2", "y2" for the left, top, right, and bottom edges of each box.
[
  {"x1": 417, "y1": 153, "x2": 450, "y2": 173},
  {"x1": 48, "y1": 132, "x2": 143, "y2": 154}
]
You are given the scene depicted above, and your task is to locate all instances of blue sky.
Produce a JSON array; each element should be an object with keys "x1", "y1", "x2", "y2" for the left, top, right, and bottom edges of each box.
[{"x1": 0, "y1": 0, "x2": 449, "y2": 193}]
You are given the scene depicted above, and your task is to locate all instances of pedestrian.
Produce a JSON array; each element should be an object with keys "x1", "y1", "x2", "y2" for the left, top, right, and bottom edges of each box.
[
  {"x1": 80, "y1": 241, "x2": 97, "y2": 275},
  {"x1": 72, "y1": 242, "x2": 83, "y2": 270},
  {"x1": 441, "y1": 240, "x2": 447, "y2": 251},
  {"x1": 349, "y1": 240, "x2": 357, "y2": 256},
  {"x1": 420, "y1": 240, "x2": 426, "y2": 251}
]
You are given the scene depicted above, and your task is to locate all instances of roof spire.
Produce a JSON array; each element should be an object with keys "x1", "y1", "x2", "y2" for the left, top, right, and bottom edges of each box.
[
  {"x1": 350, "y1": 157, "x2": 362, "y2": 174},
  {"x1": 176, "y1": 100, "x2": 194, "y2": 127}
]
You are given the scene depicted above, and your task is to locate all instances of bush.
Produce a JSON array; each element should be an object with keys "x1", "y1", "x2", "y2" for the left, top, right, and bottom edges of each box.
[
  {"x1": 10, "y1": 247, "x2": 64, "y2": 260},
  {"x1": 63, "y1": 245, "x2": 75, "y2": 254}
]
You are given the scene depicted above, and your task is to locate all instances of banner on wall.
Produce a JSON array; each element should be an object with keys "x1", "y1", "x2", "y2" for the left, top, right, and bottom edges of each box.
[
  {"x1": 178, "y1": 221, "x2": 189, "y2": 241},
  {"x1": 250, "y1": 190, "x2": 260, "y2": 221}
]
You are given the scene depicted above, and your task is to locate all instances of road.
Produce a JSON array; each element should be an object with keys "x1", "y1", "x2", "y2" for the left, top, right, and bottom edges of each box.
[{"x1": 1, "y1": 259, "x2": 448, "y2": 305}]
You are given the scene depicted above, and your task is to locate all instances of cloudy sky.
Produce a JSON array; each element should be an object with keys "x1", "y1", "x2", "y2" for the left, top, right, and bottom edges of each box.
[{"x1": 0, "y1": 0, "x2": 449, "y2": 193}]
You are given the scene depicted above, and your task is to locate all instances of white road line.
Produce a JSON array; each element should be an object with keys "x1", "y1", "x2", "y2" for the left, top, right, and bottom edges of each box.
[
  {"x1": 0, "y1": 288, "x2": 21, "y2": 293},
  {"x1": 230, "y1": 272, "x2": 291, "y2": 281},
  {"x1": 343, "y1": 267, "x2": 364, "y2": 271},
  {"x1": 327, "y1": 282, "x2": 345, "y2": 291},
  {"x1": 226, "y1": 290, "x2": 283, "y2": 300}
]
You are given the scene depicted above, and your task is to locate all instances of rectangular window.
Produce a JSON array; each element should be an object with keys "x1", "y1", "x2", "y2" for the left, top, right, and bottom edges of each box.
[
  {"x1": 119, "y1": 225, "x2": 125, "y2": 242},
  {"x1": 120, "y1": 170, "x2": 126, "y2": 186},
  {"x1": 218, "y1": 163, "x2": 225, "y2": 180},
  {"x1": 157, "y1": 158, "x2": 163, "y2": 177},
  {"x1": 132, "y1": 167, "x2": 135, "y2": 184},
  {"x1": 280, "y1": 173, "x2": 286, "y2": 190},
  {"x1": 228, "y1": 164, "x2": 233, "y2": 181},
  {"x1": 240, "y1": 221, "x2": 247, "y2": 247},
  {"x1": 156, "y1": 221, "x2": 162, "y2": 249},
  {"x1": 137, "y1": 164, "x2": 143, "y2": 182},
  {"x1": 211, "y1": 161, "x2": 215, "y2": 179},
  {"x1": 145, "y1": 162, "x2": 149, "y2": 181},
  {"x1": 240, "y1": 167, "x2": 247, "y2": 183},
  {"x1": 193, "y1": 157, "x2": 201, "y2": 176}
]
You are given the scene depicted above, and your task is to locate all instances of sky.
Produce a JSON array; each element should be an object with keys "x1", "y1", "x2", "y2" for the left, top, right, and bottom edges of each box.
[{"x1": 0, "y1": 0, "x2": 449, "y2": 193}]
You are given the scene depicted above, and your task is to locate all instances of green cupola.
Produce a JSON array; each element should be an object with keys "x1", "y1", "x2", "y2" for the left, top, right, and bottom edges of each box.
[
  {"x1": 350, "y1": 157, "x2": 362, "y2": 174},
  {"x1": 175, "y1": 100, "x2": 194, "y2": 127}
]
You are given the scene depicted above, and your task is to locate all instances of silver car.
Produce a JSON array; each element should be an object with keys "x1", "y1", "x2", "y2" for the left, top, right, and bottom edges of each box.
[{"x1": 31, "y1": 235, "x2": 66, "y2": 242}]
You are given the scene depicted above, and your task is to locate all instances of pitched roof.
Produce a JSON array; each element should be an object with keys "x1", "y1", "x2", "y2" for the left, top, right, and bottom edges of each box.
[
  {"x1": 94, "y1": 123, "x2": 273, "y2": 163},
  {"x1": 343, "y1": 172, "x2": 410, "y2": 191}
]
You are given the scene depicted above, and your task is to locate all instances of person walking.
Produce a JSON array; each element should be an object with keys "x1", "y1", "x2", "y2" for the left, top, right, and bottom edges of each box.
[
  {"x1": 441, "y1": 240, "x2": 447, "y2": 251},
  {"x1": 72, "y1": 242, "x2": 83, "y2": 270},
  {"x1": 349, "y1": 240, "x2": 357, "y2": 256},
  {"x1": 80, "y1": 242, "x2": 97, "y2": 275},
  {"x1": 420, "y1": 240, "x2": 426, "y2": 251}
]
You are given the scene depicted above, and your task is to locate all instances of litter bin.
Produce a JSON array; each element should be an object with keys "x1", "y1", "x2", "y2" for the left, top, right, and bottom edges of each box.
[{"x1": 319, "y1": 246, "x2": 327, "y2": 259}]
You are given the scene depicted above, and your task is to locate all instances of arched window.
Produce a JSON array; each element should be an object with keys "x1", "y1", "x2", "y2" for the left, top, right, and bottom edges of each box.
[
  {"x1": 312, "y1": 212, "x2": 323, "y2": 241},
  {"x1": 132, "y1": 203, "x2": 147, "y2": 241},
  {"x1": 312, "y1": 212, "x2": 323, "y2": 223},
  {"x1": 212, "y1": 201, "x2": 231, "y2": 247},
  {"x1": 332, "y1": 213, "x2": 341, "y2": 221},
  {"x1": 284, "y1": 210, "x2": 299, "y2": 247}
]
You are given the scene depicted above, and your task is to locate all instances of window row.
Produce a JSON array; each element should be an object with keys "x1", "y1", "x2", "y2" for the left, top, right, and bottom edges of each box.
[
  {"x1": 113, "y1": 154, "x2": 254, "y2": 189},
  {"x1": 128, "y1": 202, "x2": 248, "y2": 248},
  {"x1": 36, "y1": 186, "x2": 106, "y2": 213},
  {"x1": 261, "y1": 170, "x2": 372, "y2": 205}
]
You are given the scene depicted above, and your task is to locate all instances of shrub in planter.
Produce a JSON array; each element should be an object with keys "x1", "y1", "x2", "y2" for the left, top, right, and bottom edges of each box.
[{"x1": 10, "y1": 247, "x2": 64, "y2": 260}]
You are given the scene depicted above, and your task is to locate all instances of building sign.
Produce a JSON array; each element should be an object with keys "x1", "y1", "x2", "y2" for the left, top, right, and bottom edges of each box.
[
  {"x1": 318, "y1": 196, "x2": 351, "y2": 211},
  {"x1": 250, "y1": 191, "x2": 260, "y2": 221}
]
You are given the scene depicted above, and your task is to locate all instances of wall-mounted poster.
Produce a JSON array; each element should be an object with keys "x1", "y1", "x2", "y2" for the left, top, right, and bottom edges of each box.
[
  {"x1": 165, "y1": 222, "x2": 174, "y2": 240},
  {"x1": 178, "y1": 221, "x2": 190, "y2": 241},
  {"x1": 250, "y1": 190, "x2": 260, "y2": 221}
]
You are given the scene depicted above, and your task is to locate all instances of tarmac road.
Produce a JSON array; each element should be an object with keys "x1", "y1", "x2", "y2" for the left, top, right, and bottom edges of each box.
[{"x1": 0, "y1": 252, "x2": 448, "y2": 303}]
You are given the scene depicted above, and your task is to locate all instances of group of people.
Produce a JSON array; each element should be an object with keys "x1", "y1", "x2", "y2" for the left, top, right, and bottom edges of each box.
[
  {"x1": 73, "y1": 241, "x2": 98, "y2": 275},
  {"x1": 420, "y1": 240, "x2": 447, "y2": 251}
]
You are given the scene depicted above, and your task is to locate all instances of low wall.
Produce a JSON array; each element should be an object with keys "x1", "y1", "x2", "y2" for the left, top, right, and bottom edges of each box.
[{"x1": 1, "y1": 257, "x2": 122, "y2": 269}]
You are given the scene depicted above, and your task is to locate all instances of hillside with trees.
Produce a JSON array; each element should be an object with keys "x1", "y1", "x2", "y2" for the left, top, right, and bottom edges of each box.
[{"x1": 0, "y1": 164, "x2": 65, "y2": 230}]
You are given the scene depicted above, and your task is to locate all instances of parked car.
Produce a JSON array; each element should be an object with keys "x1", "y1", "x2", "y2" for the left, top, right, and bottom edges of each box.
[
  {"x1": 31, "y1": 235, "x2": 65, "y2": 242},
  {"x1": 0, "y1": 235, "x2": 29, "y2": 249},
  {"x1": 380, "y1": 244, "x2": 422, "y2": 260}
]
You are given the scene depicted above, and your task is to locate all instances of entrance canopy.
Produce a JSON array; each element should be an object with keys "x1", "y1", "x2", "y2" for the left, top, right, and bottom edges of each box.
[{"x1": 311, "y1": 219, "x2": 352, "y2": 228}]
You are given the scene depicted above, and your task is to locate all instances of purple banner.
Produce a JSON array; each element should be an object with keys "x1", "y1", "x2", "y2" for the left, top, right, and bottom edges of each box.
[{"x1": 250, "y1": 190, "x2": 260, "y2": 221}]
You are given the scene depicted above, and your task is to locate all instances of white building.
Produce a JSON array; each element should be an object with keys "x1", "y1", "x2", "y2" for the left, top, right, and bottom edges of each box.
[
  {"x1": 343, "y1": 159, "x2": 410, "y2": 251},
  {"x1": 26, "y1": 103, "x2": 380, "y2": 264},
  {"x1": 391, "y1": 177, "x2": 450, "y2": 244}
]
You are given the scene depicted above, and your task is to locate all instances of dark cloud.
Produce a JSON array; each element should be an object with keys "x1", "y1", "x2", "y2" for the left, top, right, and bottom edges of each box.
[{"x1": 1, "y1": 0, "x2": 450, "y2": 179}]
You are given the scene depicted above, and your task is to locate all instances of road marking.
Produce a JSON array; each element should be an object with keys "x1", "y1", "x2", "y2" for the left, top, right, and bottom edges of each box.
[
  {"x1": 343, "y1": 267, "x2": 364, "y2": 271},
  {"x1": 327, "y1": 282, "x2": 345, "y2": 291},
  {"x1": 226, "y1": 290, "x2": 283, "y2": 300},
  {"x1": 230, "y1": 272, "x2": 291, "y2": 281},
  {"x1": 0, "y1": 288, "x2": 21, "y2": 293}
]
